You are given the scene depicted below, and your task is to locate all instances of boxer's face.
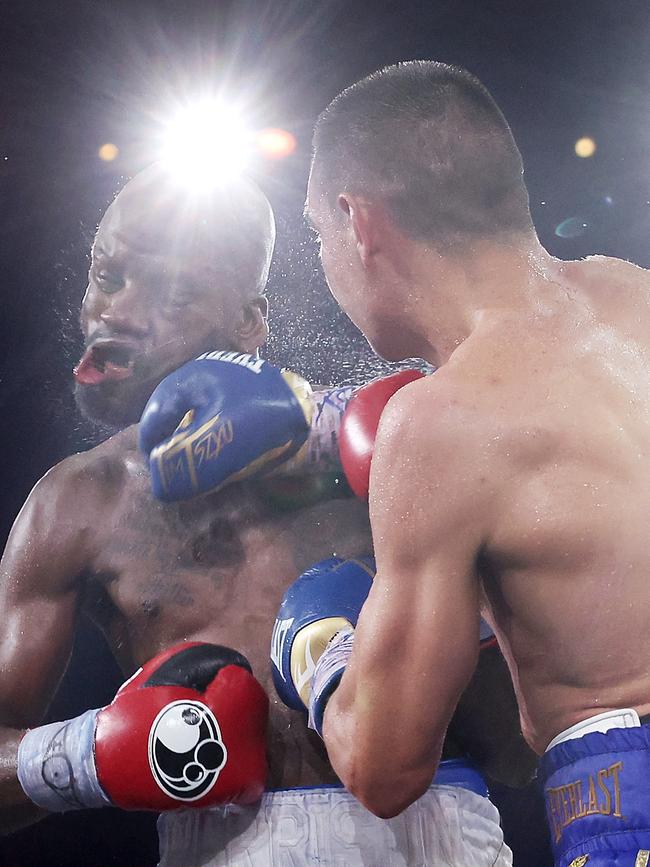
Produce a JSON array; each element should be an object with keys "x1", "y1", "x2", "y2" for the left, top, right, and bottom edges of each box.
[
  {"x1": 75, "y1": 203, "x2": 244, "y2": 427},
  {"x1": 306, "y1": 176, "x2": 403, "y2": 361}
]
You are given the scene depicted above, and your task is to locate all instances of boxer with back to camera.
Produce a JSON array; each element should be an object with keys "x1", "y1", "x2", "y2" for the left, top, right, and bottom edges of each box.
[{"x1": 293, "y1": 59, "x2": 650, "y2": 867}]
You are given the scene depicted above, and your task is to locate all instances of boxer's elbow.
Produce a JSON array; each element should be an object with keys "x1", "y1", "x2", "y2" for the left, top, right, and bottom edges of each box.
[
  {"x1": 336, "y1": 749, "x2": 431, "y2": 818},
  {"x1": 348, "y1": 765, "x2": 430, "y2": 818},
  {"x1": 323, "y1": 703, "x2": 433, "y2": 817}
]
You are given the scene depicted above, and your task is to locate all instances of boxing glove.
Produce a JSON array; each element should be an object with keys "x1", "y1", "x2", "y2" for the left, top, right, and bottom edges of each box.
[
  {"x1": 266, "y1": 370, "x2": 426, "y2": 502},
  {"x1": 339, "y1": 369, "x2": 425, "y2": 499},
  {"x1": 18, "y1": 642, "x2": 268, "y2": 812},
  {"x1": 139, "y1": 351, "x2": 313, "y2": 501},
  {"x1": 270, "y1": 556, "x2": 375, "y2": 735}
]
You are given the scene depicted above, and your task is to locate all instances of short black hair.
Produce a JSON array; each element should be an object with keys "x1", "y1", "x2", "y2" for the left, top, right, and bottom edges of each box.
[{"x1": 312, "y1": 61, "x2": 534, "y2": 244}]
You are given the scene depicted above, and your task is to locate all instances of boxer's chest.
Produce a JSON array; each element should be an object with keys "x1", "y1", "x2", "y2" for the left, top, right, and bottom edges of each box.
[
  {"x1": 89, "y1": 473, "x2": 289, "y2": 652},
  {"x1": 85, "y1": 464, "x2": 370, "y2": 786}
]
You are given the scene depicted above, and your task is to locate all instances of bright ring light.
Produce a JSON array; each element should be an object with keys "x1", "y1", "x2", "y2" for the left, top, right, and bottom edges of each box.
[{"x1": 159, "y1": 100, "x2": 251, "y2": 187}]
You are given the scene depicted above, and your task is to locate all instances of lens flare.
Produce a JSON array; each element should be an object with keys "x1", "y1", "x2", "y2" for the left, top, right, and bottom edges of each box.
[
  {"x1": 257, "y1": 128, "x2": 297, "y2": 159},
  {"x1": 575, "y1": 137, "x2": 596, "y2": 158},
  {"x1": 554, "y1": 217, "x2": 588, "y2": 239},
  {"x1": 159, "y1": 100, "x2": 251, "y2": 186},
  {"x1": 98, "y1": 143, "x2": 119, "y2": 162}
]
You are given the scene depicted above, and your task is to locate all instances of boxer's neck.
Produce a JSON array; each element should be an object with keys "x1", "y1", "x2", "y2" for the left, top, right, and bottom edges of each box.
[{"x1": 389, "y1": 235, "x2": 566, "y2": 367}]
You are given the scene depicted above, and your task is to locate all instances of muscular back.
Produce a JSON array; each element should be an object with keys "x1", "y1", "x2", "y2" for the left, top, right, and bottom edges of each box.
[{"x1": 450, "y1": 256, "x2": 650, "y2": 751}]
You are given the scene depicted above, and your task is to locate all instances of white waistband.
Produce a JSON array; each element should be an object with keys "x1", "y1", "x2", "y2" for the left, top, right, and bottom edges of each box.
[{"x1": 545, "y1": 707, "x2": 641, "y2": 752}]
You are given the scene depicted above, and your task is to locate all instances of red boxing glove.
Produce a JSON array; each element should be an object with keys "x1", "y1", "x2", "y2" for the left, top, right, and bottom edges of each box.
[
  {"x1": 339, "y1": 370, "x2": 425, "y2": 499},
  {"x1": 18, "y1": 642, "x2": 268, "y2": 813},
  {"x1": 95, "y1": 642, "x2": 268, "y2": 810}
]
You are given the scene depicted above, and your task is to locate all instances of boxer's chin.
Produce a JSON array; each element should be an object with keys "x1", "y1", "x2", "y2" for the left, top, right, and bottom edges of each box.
[
  {"x1": 74, "y1": 379, "x2": 149, "y2": 428},
  {"x1": 365, "y1": 319, "x2": 422, "y2": 363},
  {"x1": 364, "y1": 332, "x2": 408, "y2": 364}
]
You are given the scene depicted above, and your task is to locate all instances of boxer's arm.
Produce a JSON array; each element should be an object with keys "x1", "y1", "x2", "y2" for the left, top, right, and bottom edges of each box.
[
  {"x1": 0, "y1": 460, "x2": 93, "y2": 831},
  {"x1": 323, "y1": 380, "x2": 493, "y2": 818}
]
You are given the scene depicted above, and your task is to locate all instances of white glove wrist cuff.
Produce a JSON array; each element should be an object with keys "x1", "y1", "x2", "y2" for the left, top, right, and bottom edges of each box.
[
  {"x1": 283, "y1": 386, "x2": 355, "y2": 477},
  {"x1": 308, "y1": 628, "x2": 355, "y2": 737},
  {"x1": 17, "y1": 708, "x2": 111, "y2": 812}
]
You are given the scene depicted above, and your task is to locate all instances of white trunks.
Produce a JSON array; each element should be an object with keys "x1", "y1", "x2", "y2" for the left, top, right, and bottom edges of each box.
[{"x1": 158, "y1": 764, "x2": 512, "y2": 867}]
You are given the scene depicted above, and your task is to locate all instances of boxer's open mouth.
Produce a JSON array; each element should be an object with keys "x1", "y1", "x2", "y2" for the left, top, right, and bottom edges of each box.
[{"x1": 74, "y1": 340, "x2": 139, "y2": 385}]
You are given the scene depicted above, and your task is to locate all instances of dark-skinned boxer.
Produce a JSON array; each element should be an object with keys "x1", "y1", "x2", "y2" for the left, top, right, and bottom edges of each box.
[{"x1": 0, "y1": 163, "x2": 533, "y2": 866}]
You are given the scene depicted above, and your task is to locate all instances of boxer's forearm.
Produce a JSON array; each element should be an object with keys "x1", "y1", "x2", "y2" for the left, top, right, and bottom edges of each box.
[
  {"x1": 280, "y1": 373, "x2": 420, "y2": 484},
  {"x1": 321, "y1": 672, "x2": 359, "y2": 784},
  {"x1": 323, "y1": 671, "x2": 442, "y2": 819},
  {"x1": 0, "y1": 726, "x2": 46, "y2": 834},
  {"x1": 318, "y1": 557, "x2": 470, "y2": 819}
]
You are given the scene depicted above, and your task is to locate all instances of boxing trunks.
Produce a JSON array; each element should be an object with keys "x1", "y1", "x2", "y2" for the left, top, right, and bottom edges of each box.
[
  {"x1": 541, "y1": 708, "x2": 650, "y2": 866},
  {"x1": 157, "y1": 758, "x2": 512, "y2": 867}
]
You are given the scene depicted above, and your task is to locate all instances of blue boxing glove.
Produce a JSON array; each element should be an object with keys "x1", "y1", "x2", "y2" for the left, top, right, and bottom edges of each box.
[
  {"x1": 270, "y1": 556, "x2": 499, "y2": 736},
  {"x1": 270, "y1": 556, "x2": 375, "y2": 736},
  {"x1": 139, "y1": 351, "x2": 313, "y2": 501}
]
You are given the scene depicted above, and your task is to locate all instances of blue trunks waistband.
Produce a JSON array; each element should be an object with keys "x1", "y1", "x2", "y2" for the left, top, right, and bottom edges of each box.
[
  {"x1": 540, "y1": 723, "x2": 650, "y2": 866},
  {"x1": 432, "y1": 758, "x2": 489, "y2": 797},
  {"x1": 271, "y1": 758, "x2": 488, "y2": 799}
]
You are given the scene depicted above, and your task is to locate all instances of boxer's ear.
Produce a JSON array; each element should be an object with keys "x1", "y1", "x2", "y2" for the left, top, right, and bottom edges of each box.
[
  {"x1": 337, "y1": 194, "x2": 382, "y2": 268},
  {"x1": 233, "y1": 296, "x2": 269, "y2": 353}
]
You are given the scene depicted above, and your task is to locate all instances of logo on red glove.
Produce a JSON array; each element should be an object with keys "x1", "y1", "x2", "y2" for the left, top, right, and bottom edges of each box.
[{"x1": 147, "y1": 700, "x2": 227, "y2": 801}]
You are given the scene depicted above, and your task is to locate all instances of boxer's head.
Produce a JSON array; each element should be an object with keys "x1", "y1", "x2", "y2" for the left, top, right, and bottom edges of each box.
[
  {"x1": 75, "y1": 164, "x2": 275, "y2": 426},
  {"x1": 307, "y1": 61, "x2": 535, "y2": 360}
]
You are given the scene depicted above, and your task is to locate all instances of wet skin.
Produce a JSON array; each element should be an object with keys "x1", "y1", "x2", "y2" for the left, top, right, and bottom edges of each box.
[
  {"x1": 39, "y1": 427, "x2": 373, "y2": 788},
  {"x1": 307, "y1": 166, "x2": 650, "y2": 812},
  {"x1": 0, "y1": 418, "x2": 531, "y2": 834},
  {"x1": 326, "y1": 250, "x2": 650, "y2": 765},
  {"x1": 0, "y1": 169, "x2": 534, "y2": 833}
]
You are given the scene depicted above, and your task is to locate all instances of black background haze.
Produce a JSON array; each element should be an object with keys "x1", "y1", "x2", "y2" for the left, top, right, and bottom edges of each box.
[{"x1": 2, "y1": 1, "x2": 650, "y2": 863}]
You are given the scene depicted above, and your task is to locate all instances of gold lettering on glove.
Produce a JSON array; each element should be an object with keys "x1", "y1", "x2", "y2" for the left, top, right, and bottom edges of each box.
[
  {"x1": 545, "y1": 761, "x2": 624, "y2": 844},
  {"x1": 193, "y1": 418, "x2": 234, "y2": 466},
  {"x1": 177, "y1": 409, "x2": 195, "y2": 431},
  {"x1": 152, "y1": 413, "x2": 234, "y2": 494},
  {"x1": 277, "y1": 370, "x2": 314, "y2": 475},
  {"x1": 290, "y1": 618, "x2": 352, "y2": 708},
  {"x1": 280, "y1": 370, "x2": 313, "y2": 427}
]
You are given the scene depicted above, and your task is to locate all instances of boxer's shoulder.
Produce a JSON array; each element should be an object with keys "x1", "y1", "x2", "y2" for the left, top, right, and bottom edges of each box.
[
  {"x1": 51, "y1": 431, "x2": 132, "y2": 496},
  {"x1": 369, "y1": 364, "x2": 522, "y2": 531},
  {"x1": 374, "y1": 366, "x2": 494, "y2": 453},
  {"x1": 578, "y1": 253, "x2": 649, "y2": 281},
  {"x1": 28, "y1": 432, "x2": 133, "y2": 535},
  {"x1": 4, "y1": 447, "x2": 129, "y2": 597},
  {"x1": 562, "y1": 255, "x2": 650, "y2": 316}
]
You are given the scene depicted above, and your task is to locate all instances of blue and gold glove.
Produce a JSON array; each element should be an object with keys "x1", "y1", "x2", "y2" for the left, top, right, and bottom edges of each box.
[
  {"x1": 270, "y1": 556, "x2": 375, "y2": 736},
  {"x1": 138, "y1": 351, "x2": 312, "y2": 501},
  {"x1": 270, "y1": 556, "x2": 499, "y2": 736}
]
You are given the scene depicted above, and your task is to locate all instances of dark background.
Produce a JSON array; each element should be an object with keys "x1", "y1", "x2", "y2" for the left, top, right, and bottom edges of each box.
[{"x1": 2, "y1": 0, "x2": 650, "y2": 863}]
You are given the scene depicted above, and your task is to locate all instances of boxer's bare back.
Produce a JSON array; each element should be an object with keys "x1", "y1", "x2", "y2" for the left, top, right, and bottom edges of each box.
[{"x1": 415, "y1": 255, "x2": 650, "y2": 753}]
